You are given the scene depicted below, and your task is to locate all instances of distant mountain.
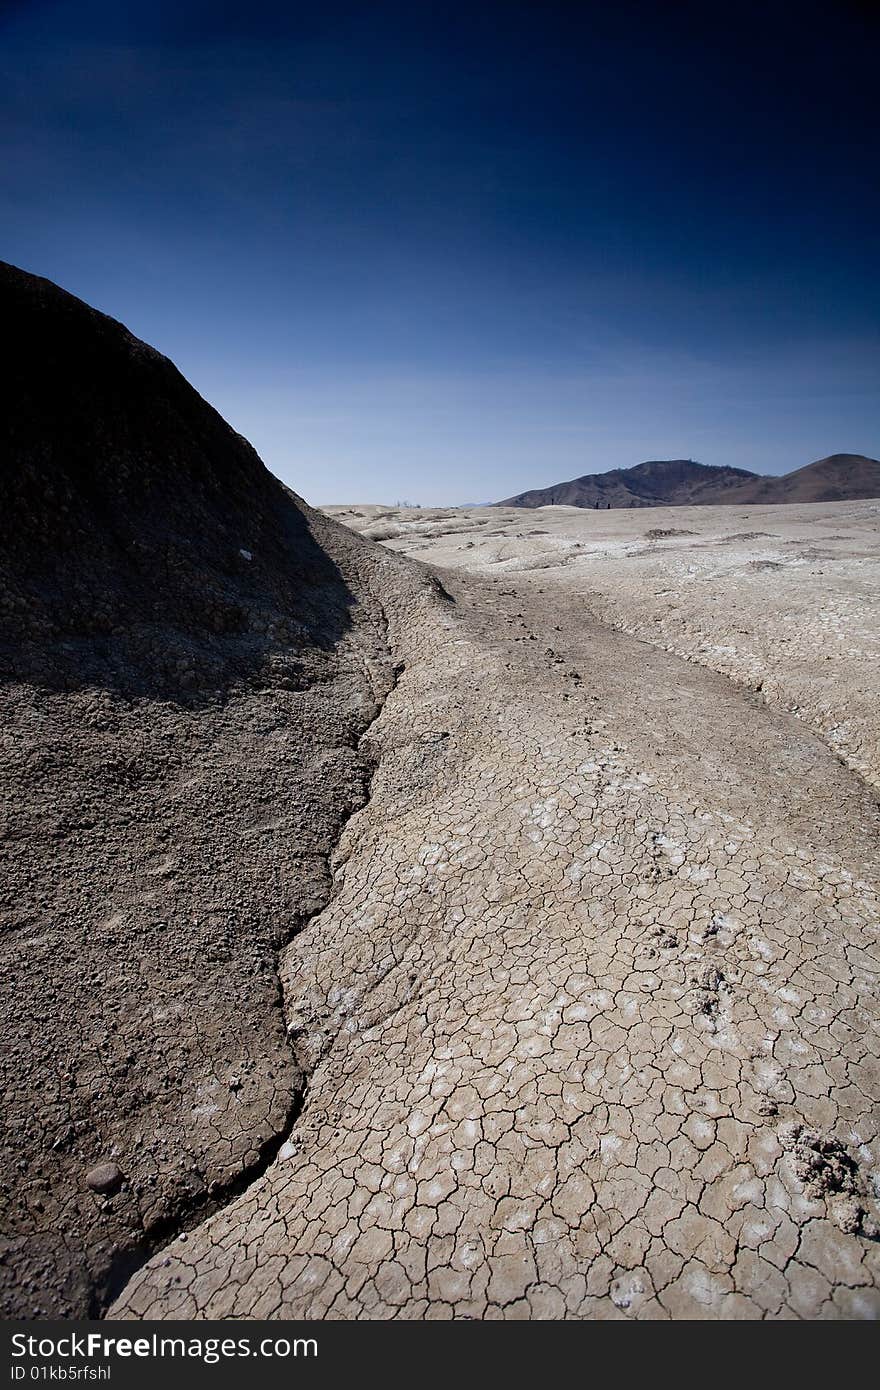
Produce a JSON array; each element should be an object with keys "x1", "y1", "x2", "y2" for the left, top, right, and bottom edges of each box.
[
  {"x1": 497, "y1": 454, "x2": 880, "y2": 509},
  {"x1": 721, "y1": 454, "x2": 880, "y2": 506}
]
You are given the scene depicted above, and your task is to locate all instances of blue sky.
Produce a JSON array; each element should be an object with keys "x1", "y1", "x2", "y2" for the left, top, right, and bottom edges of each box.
[{"x1": 2, "y1": 0, "x2": 878, "y2": 503}]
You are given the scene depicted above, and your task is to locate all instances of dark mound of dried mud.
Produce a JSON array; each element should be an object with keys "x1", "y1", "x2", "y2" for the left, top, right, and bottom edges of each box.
[
  {"x1": 0, "y1": 259, "x2": 361, "y2": 698},
  {"x1": 0, "y1": 262, "x2": 416, "y2": 1316}
]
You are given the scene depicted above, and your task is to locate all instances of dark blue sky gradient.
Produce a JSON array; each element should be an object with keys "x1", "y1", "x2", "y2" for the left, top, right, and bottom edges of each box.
[{"x1": 2, "y1": 0, "x2": 878, "y2": 502}]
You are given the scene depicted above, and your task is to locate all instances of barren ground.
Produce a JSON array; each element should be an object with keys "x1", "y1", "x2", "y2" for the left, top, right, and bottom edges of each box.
[
  {"x1": 7, "y1": 264, "x2": 878, "y2": 1322},
  {"x1": 111, "y1": 498, "x2": 880, "y2": 1320},
  {"x1": 329, "y1": 499, "x2": 880, "y2": 791}
]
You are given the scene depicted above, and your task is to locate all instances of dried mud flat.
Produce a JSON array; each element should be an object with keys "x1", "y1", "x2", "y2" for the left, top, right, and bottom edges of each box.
[
  {"x1": 3, "y1": 261, "x2": 879, "y2": 1321},
  {"x1": 111, "y1": 501, "x2": 880, "y2": 1320},
  {"x1": 331, "y1": 499, "x2": 880, "y2": 792}
]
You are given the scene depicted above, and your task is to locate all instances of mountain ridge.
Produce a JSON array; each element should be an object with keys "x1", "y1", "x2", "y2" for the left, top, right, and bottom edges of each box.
[{"x1": 497, "y1": 454, "x2": 880, "y2": 508}]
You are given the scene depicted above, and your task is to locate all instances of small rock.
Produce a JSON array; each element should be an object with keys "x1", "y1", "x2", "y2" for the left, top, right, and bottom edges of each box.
[{"x1": 84, "y1": 1162, "x2": 123, "y2": 1195}]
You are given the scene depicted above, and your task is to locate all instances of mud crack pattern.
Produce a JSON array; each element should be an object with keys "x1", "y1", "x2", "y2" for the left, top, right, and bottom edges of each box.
[{"x1": 114, "y1": 573, "x2": 880, "y2": 1320}]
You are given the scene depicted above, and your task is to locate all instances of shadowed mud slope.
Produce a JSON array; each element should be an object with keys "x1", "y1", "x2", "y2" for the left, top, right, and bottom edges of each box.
[
  {"x1": 113, "y1": 518, "x2": 880, "y2": 1319},
  {"x1": 0, "y1": 263, "x2": 431, "y2": 1316}
]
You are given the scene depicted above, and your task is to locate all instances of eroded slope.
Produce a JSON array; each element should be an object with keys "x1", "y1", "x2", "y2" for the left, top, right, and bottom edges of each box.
[{"x1": 0, "y1": 264, "x2": 425, "y2": 1316}]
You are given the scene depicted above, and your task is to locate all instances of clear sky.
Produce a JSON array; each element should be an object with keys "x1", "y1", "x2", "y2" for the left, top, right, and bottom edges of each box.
[{"x1": 2, "y1": 0, "x2": 878, "y2": 504}]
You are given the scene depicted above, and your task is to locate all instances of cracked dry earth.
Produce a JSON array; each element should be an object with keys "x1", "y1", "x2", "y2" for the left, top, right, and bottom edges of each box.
[
  {"x1": 332, "y1": 499, "x2": 880, "y2": 791},
  {"x1": 115, "y1": 548, "x2": 880, "y2": 1319}
]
